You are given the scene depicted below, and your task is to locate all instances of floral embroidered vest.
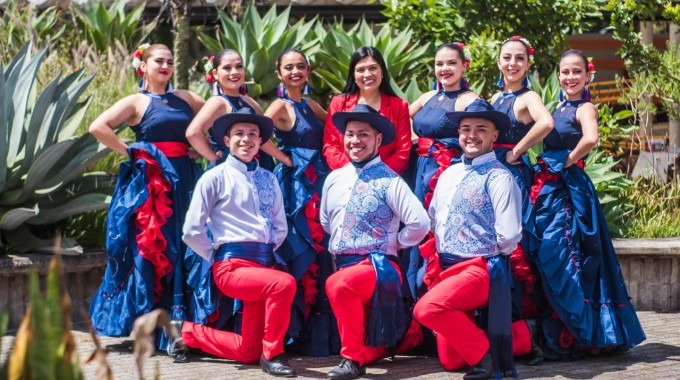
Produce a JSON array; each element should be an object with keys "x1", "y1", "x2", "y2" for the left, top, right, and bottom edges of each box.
[
  {"x1": 336, "y1": 162, "x2": 398, "y2": 255},
  {"x1": 442, "y1": 160, "x2": 506, "y2": 258}
]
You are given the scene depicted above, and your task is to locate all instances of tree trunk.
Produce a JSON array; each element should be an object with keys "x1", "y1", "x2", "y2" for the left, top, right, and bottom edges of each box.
[{"x1": 172, "y1": 2, "x2": 191, "y2": 90}]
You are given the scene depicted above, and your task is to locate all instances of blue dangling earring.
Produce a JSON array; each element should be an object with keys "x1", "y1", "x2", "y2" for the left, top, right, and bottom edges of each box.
[
  {"x1": 496, "y1": 74, "x2": 504, "y2": 88},
  {"x1": 303, "y1": 83, "x2": 312, "y2": 96},
  {"x1": 522, "y1": 76, "x2": 530, "y2": 88},
  {"x1": 582, "y1": 85, "x2": 591, "y2": 101},
  {"x1": 276, "y1": 82, "x2": 286, "y2": 98},
  {"x1": 559, "y1": 89, "x2": 565, "y2": 102},
  {"x1": 461, "y1": 77, "x2": 469, "y2": 89},
  {"x1": 432, "y1": 81, "x2": 443, "y2": 92},
  {"x1": 240, "y1": 84, "x2": 248, "y2": 96},
  {"x1": 212, "y1": 82, "x2": 221, "y2": 96}
]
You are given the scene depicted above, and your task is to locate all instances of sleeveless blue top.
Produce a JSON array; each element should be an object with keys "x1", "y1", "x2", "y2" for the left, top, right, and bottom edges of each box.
[
  {"x1": 413, "y1": 88, "x2": 469, "y2": 138},
  {"x1": 130, "y1": 91, "x2": 193, "y2": 143},
  {"x1": 543, "y1": 100, "x2": 586, "y2": 151},
  {"x1": 492, "y1": 88, "x2": 535, "y2": 144},
  {"x1": 274, "y1": 98, "x2": 323, "y2": 151}
]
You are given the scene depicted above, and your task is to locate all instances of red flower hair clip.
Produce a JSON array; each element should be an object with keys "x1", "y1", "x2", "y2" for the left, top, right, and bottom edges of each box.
[
  {"x1": 132, "y1": 43, "x2": 150, "y2": 77},
  {"x1": 203, "y1": 56, "x2": 216, "y2": 84}
]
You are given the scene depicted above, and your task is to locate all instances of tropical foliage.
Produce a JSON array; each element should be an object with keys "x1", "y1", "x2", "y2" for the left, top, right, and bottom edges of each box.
[
  {"x1": 198, "y1": 5, "x2": 316, "y2": 99},
  {"x1": 380, "y1": 0, "x2": 605, "y2": 96},
  {"x1": 70, "y1": 0, "x2": 154, "y2": 54},
  {"x1": 0, "y1": 44, "x2": 113, "y2": 254}
]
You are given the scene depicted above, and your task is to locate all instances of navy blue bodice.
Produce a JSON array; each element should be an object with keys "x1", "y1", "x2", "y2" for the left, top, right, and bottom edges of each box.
[
  {"x1": 131, "y1": 92, "x2": 193, "y2": 143},
  {"x1": 274, "y1": 98, "x2": 324, "y2": 151},
  {"x1": 543, "y1": 100, "x2": 586, "y2": 151},
  {"x1": 223, "y1": 94, "x2": 252, "y2": 112},
  {"x1": 492, "y1": 88, "x2": 535, "y2": 144},
  {"x1": 413, "y1": 88, "x2": 470, "y2": 138}
]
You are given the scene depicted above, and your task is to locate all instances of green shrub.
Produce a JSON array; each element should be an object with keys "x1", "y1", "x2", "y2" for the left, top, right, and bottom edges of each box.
[
  {"x1": 0, "y1": 2, "x2": 68, "y2": 60},
  {"x1": 70, "y1": 0, "x2": 154, "y2": 54},
  {"x1": 620, "y1": 177, "x2": 680, "y2": 238}
]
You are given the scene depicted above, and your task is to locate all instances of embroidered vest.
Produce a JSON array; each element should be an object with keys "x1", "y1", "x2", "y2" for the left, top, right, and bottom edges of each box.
[
  {"x1": 253, "y1": 168, "x2": 278, "y2": 244},
  {"x1": 442, "y1": 160, "x2": 506, "y2": 258},
  {"x1": 336, "y1": 163, "x2": 398, "y2": 255}
]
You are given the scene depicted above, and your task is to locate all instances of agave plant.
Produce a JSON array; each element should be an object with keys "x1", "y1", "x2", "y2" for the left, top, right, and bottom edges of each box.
[
  {"x1": 309, "y1": 19, "x2": 431, "y2": 103},
  {"x1": 70, "y1": 0, "x2": 154, "y2": 54},
  {"x1": 0, "y1": 44, "x2": 113, "y2": 254},
  {"x1": 198, "y1": 4, "x2": 317, "y2": 99}
]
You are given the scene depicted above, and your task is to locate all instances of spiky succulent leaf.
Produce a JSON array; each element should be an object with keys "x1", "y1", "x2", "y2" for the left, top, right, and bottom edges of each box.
[
  {"x1": 0, "y1": 204, "x2": 39, "y2": 230},
  {"x1": 0, "y1": 44, "x2": 110, "y2": 252}
]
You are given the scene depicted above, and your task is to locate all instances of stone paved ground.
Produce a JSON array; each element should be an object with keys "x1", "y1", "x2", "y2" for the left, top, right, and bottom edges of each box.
[{"x1": 3, "y1": 311, "x2": 679, "y2": 379}]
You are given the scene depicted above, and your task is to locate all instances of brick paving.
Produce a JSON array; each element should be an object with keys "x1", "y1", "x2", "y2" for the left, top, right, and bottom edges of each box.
[{"x1": 2, "y1": 311, "x2": 679, "y2": 379}]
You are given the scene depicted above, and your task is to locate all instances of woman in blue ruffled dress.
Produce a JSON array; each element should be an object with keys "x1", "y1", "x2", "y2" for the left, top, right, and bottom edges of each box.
[
  {"x1": 185, "y1": 49, "x2": 273, "y2": 170},
  {"x1": 88, "y1": 44, "x2": 205, "y2": 349},
  {"x1": 528, "y1": 50, "x2": 645, "y2": 359},
  {"x1": 406, "y1": 43, "x2": 479, "y2": 300},
  {"x1": 260, "y1": 49, "x2": 340, "y2": 356}
]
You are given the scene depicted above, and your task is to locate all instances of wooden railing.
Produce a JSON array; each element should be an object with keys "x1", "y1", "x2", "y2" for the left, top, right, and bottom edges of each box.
[{"x1": 589, "y1": 79, "x2": 630, "y2": 105}]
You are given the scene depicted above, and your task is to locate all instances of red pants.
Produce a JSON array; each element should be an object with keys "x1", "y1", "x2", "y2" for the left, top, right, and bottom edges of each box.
[
  {"x1": 413, "y1": 257, "x2": 531, "y2": 371},
  {"x1": 181, "y1": 258, "x2": 296, "y2": 363},
  {"x1": 327, "y1": 259, "x2": 416, "y2": 365}
]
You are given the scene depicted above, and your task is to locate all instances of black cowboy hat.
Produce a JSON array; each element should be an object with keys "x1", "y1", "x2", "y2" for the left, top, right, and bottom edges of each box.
[
  {"x1": 212, "y1": 108, "x2": 274, "y2": 149},
  {"x1": 332, "y1": 103, "x2": 395, "y2": 146},
  {"x1": 446, "y1": 99, "x2": 511, "y2": 132}
]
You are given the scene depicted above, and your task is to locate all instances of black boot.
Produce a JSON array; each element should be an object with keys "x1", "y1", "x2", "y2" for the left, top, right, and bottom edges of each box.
[
  {"x1": 524, "y1": 318, "x2": 544, "y2": 366},
  {"x1": 164, "y1": 320, "x2": 188, "y2": 363},
  {"x1": 260, "y1": 354, "x2": 297, "y2": 377},
  {"x1": 463, "y1": 352, "x2": 493, "y2": 380},
  {"x1": 326, "y1": 358, "x2": 366, "y2": 380}
]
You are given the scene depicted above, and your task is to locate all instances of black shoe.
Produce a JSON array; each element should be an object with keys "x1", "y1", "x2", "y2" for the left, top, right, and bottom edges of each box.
[
  {"x1": 260, "y1": 354, "x2": 297, "y2": 377},
  {"x1": 164, "y1": 320, "x2": 188, "y2": 363},
  {"x1": 463, "y1": 352, "x2": 493, "y2": 380},
  {"x1": 524, "y1": 318, "x2": 544, "y2": 366},
  {"x1": 327, "y1": 358, "x2": 366, "y2": 380}
]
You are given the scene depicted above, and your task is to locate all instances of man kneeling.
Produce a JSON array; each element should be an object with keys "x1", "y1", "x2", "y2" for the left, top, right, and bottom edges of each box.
[
  {"x1": 321, "y1": 104, "x2": 429, "y2": 379},
  {"x1": 172, "y1": 108, "x2": 297, "y2": 377},
  {"x1": 414, "y1": 100, "x2": 522, "y2": 380}
]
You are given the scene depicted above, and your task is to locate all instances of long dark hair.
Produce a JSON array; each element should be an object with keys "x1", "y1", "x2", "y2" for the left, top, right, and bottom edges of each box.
[{"x1": 341, "y1": 46, "x2": 398, "y2": 97}]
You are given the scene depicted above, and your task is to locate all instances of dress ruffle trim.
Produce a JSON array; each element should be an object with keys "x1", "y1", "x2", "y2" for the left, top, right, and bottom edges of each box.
[
  {"x1": 133, "y1": 150, "x2": 174, "y2": 303},
  {"x1": 420, "y1": 140, "x2": 460, "y2": 208}
]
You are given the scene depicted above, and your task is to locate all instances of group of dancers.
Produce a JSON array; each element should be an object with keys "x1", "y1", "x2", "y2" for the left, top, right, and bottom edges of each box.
[{"x1": 88, "y1": 36, "x2": 646, "y2": 379}]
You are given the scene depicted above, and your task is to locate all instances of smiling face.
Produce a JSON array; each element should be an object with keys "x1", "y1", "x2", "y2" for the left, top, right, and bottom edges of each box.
[
  {"x1": 458, "y1": 117, "x2": 498, "y2": 159},
  {"x1": 497, "y1": 41, "x2": 531, "y2": 87},
  {"x1": 343, "y1": 120, "x2": 383, "y2": 163},
  {"x1": 353, "y1": 56, "x2": 383, "y2": 95},
  {"x1": 215, "y1": 52, "x2": 246, "y2": 95},
  {"x1": 140, "y1": 47, "x2": 174, "y2": 83},
  {"x1": 435, "y1": 47, "x2": 467, "y2": 91},
  {"x1": 558, "y1": 54, "x2": 589, "y2": 101},
  {"x1": 225, "y1": 122, "x2": 261, "y2": 163},
  {"x1": 277, "y1": 51, "x2": 310, "y2": 91}
]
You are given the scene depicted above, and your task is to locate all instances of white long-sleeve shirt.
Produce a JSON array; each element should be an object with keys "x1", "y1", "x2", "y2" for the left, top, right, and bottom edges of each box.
[
  {"x1": 182, "y1": 155, "x2": 287, "y2": 262},
  {"x1": 429, "y1": 151, "x2": 522, "y2": 257},
  {"x1": 320, "y1": 157, "x2": 429, "y2": 257}
]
